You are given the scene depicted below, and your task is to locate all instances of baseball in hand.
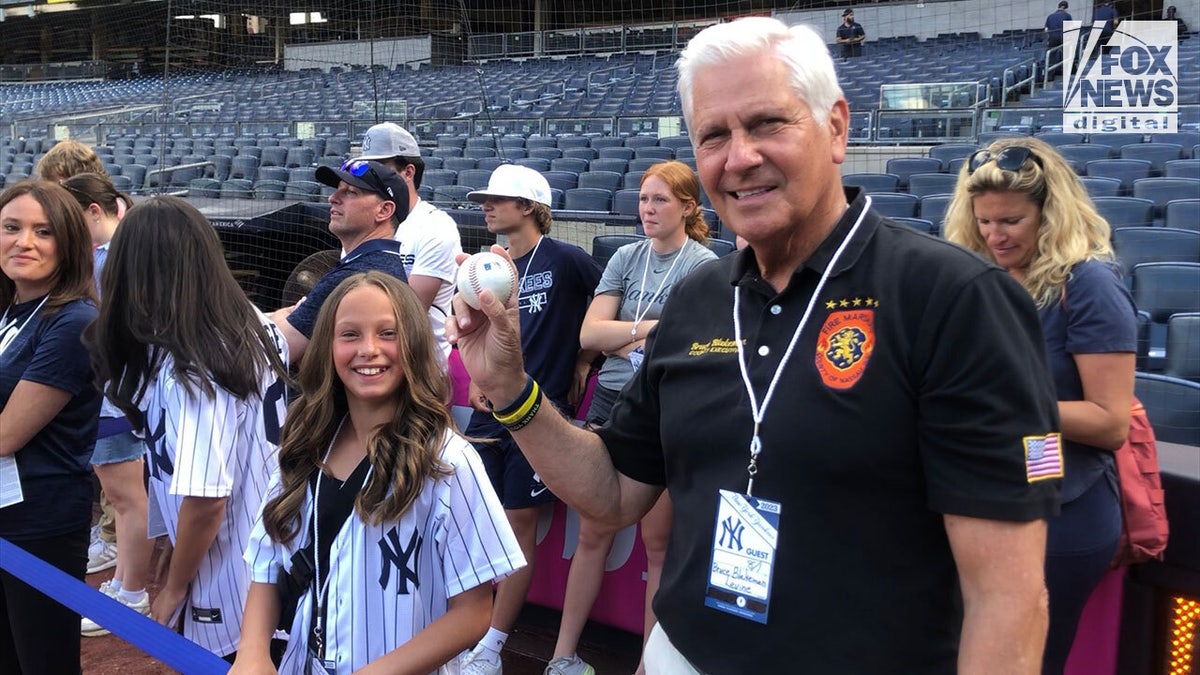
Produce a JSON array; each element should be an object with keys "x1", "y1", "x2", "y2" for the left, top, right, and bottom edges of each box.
[{"x1": 457, "y1": 252, "x2": 518, "y2": 309}]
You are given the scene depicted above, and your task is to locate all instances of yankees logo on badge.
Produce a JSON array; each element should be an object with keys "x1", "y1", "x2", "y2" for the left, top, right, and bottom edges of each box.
[{"x1": 815, "y1": 305, "x2": 875, "y2": 390}]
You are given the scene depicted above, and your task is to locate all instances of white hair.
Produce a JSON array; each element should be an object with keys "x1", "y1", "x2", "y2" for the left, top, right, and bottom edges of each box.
[{"x1": 676, "y1": 18, "x2": 844, "y2": 128}]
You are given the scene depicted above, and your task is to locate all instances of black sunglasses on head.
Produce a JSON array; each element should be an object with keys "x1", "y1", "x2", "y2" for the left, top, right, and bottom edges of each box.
[{"x1": 967, "y1": 146, "x2": 1043, "y2": 175}]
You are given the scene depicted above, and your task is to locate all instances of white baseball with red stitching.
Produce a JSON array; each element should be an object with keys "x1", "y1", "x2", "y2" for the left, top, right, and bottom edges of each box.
[{"x1": 457, "y1": 252, "x2": 517, "y2": 310}]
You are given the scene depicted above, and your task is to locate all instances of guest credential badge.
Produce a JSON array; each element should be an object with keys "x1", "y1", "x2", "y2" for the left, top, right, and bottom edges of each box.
[{"x1": 704, "y1": 489, "x2": 781, "y2": 624}]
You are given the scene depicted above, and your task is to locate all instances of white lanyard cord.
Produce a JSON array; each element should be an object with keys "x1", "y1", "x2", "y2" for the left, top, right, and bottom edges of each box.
[
  {"x1": 311, "y1": 417, "x2": 348, "y2": 658},
  {"x1": 733, "y1": 199, "x2": 870, "y2": 496},
  {"x1": 631, "y1": 239, "x2": 687, "y2": 339},
  {"x1": 0, "y1": 295, "x2": 49, "y2": 358},
  {"x1": 518, "y1": 235, "x2": 544, "y2": 290}
]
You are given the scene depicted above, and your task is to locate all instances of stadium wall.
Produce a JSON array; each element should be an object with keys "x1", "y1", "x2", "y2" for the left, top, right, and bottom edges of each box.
[{"x1": 284, "y1": 36, "x2": 432, "y2": 72}]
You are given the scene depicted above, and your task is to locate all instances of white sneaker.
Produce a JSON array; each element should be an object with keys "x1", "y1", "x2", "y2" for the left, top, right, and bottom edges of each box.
[
  {"x1": 86, "y1": 537, "x2": 118, "y2": 574},
  {"x1": 544, "y1": 655, "x2": 595, "y2": 675},
  {"x1": 81, "y1": 583, "x2": 149, "y2": 637},
  {"x1": 460, "y1": 645, "x2": 503, "y2": 675}
]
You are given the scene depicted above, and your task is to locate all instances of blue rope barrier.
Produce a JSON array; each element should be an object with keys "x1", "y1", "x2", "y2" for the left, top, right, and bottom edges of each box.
[{"x1": 0, "y1": 537, "x2": 231, "y2": 674}]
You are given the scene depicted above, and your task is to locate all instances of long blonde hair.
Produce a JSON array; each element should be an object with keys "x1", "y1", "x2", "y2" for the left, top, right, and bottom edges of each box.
[
  {"x1": 261, "y1": 272, "x2": 452, "y2": 543},
  {"x1": 943, "y1": 137, "x2": 1115, "y2": 308}
]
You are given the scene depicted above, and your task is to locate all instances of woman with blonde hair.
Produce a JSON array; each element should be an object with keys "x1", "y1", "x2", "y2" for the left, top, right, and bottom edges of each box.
[
  {"x1": 234, "y1": 272, "x2": 523, "y2": 675},
  {"x1": 546, "y1": 160, "x2": 717, "y2": 675},
  {"x1": 944, "y1": 137, "x2": 1136, "y2": 675}
]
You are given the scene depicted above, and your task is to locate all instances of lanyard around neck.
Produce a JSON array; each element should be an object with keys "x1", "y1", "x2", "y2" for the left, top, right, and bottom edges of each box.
[
  {"x1": 631, "y1": 239, "x2": 688, "y2": 339},
  {"x1": 732, "y1": 200, "x2": 869, "y2": 496},
  {"x1": 0, "y1": 295, "x2": 49, "y2": 358}
]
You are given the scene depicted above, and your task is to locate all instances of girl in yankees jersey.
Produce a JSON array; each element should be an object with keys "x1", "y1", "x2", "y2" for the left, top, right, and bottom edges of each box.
[
  {"x1": 89, "y1": 196, "x2": 290, "y2": 660},
  {"x1": 235, "y1": 272, "x2": 523, "y2": 675}
]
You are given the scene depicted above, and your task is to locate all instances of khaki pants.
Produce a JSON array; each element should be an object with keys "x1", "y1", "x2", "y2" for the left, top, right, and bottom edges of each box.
[{"x1": 644, "y1": 623, "x2": 705, "y2": 675}]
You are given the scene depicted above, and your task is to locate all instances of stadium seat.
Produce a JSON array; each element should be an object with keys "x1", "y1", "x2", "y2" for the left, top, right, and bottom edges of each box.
[
  {"x1": 1033, "y1": 132, "x2": 1085, "y2": 147},
  {"x1": 928, "y1": 144, "x2": 978, "y2": 167},
  {"x1": 624, "y1": 171, "x2": 645, "y2": 189},
  {"x1": 120, "y1": 164, "x2": 148, "y2": 190},
  {"x1": 464, "y1": 147, "x2": 497, "y2": 160},
  {"x1": 919, "y1": 194, "x2": 952, "y2": 231},
  {"x1": 1165, "y1": 160, "x2": 1200, "y2": 179},
  {"x1": 433, "y1": 185, "x2": 475, "y2": 207},
  {"x1": 1166, "y1": 313, "x2": 1200, "y2": 382},
  {"x1": 1133, "y1": 178, "x2": 1200, "y2": 219},
  {"x1": 288, "y1": 167, "x2": 317, "y2": 184},
  {"x1": 1133, "y1": 372, "x2": 1200, "y2": 446},
  {"x1": 635, "y1": 147, "x2": 673, "y2": 161},
  {"x1": 258, "y1": 166, "x2": 289, "y2": 184},
  {"x1": 563, "y1": 148, "x2": 598, "y2": 162},
  {"x1": 1150, "y1": 133, "x2": 1200, "y2": 156},
  {"x1": 868, "y1": 193, "x2": 920, "y2": 218},
  {"x1": 613, "y1": 189, "x2": 640, "y2": 217},
  {"x1": 237, "y1": 146, "x2": 263, "y2": 161},
  {"x1": 658, "y1": 136, "x2": 692, "y2": 151},
  {"x1": 1092, "y1": 196, "x2": 1156, "y2": 229},
  {"x1": 220, "y1": 179, "x2": 254, "y2": 199},
  {"x1": 253, "y1": 180, "x2": 287, "y2": 200},
  {"x1": 557, "y1": 136, "x2": 591, "y2": 150},
  {"x1": 422, "y1": 169, "x2": 458, "y2": 189},
  {"x1": 598, "y1": 147, "x2": 635, "y2": 161},
  {"x1": 1120, "y1": 143, "x2": 1184, "y2": 175},
  {"x1": 842, "y1": 173, "x2": 900, "y2": 193},
  {"x1": 444, "y1": 157, "x2": 477, "y2": 172},
  {"x1": 707, "y1": 239, "x2": 737, "y2": 257},
  {"x1": 325, "y1": 138, "x2": 352, "y2": 158},
  {"x1": 1132, "y1": 262, "x2": 1200, "y2": 360},
  {"x1": 110, "y1": 175, "x2": 133, "y2": 192},
  {"x1": 285, "y1": 147, "x2": 316, "y2": 168},
  {"x1": 589, "y1": 158, "x2": 628, "y2": 174},
  {"x1": 1089, "y1": 132, "x2": 1145, "y2": 149},
  {"x1": 552, "y1": 158, "x2": 590, "y2": 174},
  {"x1": 453, "y1": 169, "x2": 490, "y2": 189},
  {"x1": 284, "y1": 180, "x2": 323, "y2": 202},
  {"x1": 564, "y1": 187, "x2": 613, "y2": 212},
  {"x1": 628, "y1": 158, "x2": 667, "y2": 173},
  {"x1": 514, "y1": 158, "x2": 551, "y2": 172},
  {"x1": 529, "y1": 147, "x2": 563, "y2": 161},
  {"x1": 476, "y1": 157, "x2": 505, "y2": 172},
  {"x1": 906, "y1": 173, "x2": 959, "y2": 198},
  {"x1": 229, "y1": 156, "x2": 259, "y2": 181},
  {"x1": 1085, "y1": 159, "x2": 1152, "y2": 194},
  {"x1": 541, "y1": 170, "x2": 579, "y2": 192},
  {"x1": 1165, "y1": 199, "x2": 1200, "y2": 231},
  {"x1": 592, "y1": 234, "x2": 645, "y2": 268},
  {"x1": 1058, "y1": 144, "x2": 1115, "y2": 170},
  {"x1": 260, "y1": 146, "x2": 288, "y2": 167},
  {"x1": 1111, "y1": 228, "x2": 1200, "y2": 287},
  {"x1": 1079, "y1": 176, "x2": 1122, "y2": 198},
  {"x1": 624, "y1": 136, "x2": 660, "y2": 149},
  {"x1": 589, "y1": 137, "x2": 624, "y2": 150},
  {"x1": 433, "y1": 148, "x2": 463, "y2": 159},
  {"x1": 526, "y1": 138, "x2": 559, "y2": 151},
  {"x1": 578, "y1": 171, "x2": 623, "y2": 193},
  {"x1": 885, "y1": 157, "x2": 942, "y2": 188}
]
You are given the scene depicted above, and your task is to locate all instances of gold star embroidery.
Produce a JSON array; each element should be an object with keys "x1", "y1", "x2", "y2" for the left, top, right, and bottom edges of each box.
[
  {"x1": 872, "y1": 298, "x2": 880, "y2": 307},
  {"x1": 852, "y1": 297, "x2": 862, "y2": 307},
  {"x1": 865, "y1": 296, "x2": 875, "y2": 306},
  {"x1": 839, "y1": 298, "x2": 849, "y2": 308},
  {"x1": 825, "y1": 300, "x2": 836, "y2": 310}
]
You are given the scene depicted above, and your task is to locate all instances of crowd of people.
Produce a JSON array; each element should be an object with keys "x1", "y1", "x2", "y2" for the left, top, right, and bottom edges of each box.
[{"x1": 0, "y1": 14, "x2": 1152, "y2": 675}]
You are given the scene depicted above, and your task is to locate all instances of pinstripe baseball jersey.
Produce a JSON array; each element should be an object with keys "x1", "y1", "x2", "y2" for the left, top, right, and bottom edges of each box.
[
  {"x1": 140, "y1": 308, "x2": 288, "y2": 657},
  {"x1": 245, "y1": 430, "x2": 525, "y2": 674}
]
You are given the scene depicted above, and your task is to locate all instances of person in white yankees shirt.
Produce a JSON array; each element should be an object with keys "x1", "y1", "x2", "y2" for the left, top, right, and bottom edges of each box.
[
  {"x1": 234, "y1": 271, "x2": 523, "y2": 675},
  {"x1": 89, "y1": 196, "x2": 290, "y2": 661}
]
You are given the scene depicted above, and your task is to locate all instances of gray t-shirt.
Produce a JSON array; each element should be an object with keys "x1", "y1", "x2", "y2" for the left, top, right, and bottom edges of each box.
[{"x1": 593, "y1": 237, "x2": 717, "y2": 389}]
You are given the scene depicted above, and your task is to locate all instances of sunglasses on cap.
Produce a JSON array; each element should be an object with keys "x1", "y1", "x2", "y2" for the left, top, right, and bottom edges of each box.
[
  {"x1": 341, "y1": 159, "x2": 378, "y2": 177},
  {"x1": 967, "y1": 146, "x2": 1043, "y2": 175}
]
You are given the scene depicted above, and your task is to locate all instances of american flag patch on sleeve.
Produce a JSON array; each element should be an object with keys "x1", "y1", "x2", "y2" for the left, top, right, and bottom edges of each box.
[{"x1": 1024, "y1": 433, "x2": 1064, "y2": 482}]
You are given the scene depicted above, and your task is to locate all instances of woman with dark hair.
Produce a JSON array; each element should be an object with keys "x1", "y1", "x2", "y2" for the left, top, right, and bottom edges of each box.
[
  {"x1": 547, "y1": 161, "x2": 717, "y2": 675},
  {"x1": 89, "y1": 195, "x2": 290, "y2": 661},
  {"x1": 944, "y1": 137, "x2": 1136, "y2": 675},
  {"x1": 62, "y1": 172, "x2": 154, "y2": 637},
  {"x1": 233, "y1": 272, "x2": 523, "y2": 675},
  {"x1": 0, "y1": 180, "x2": 101, "y2": 673}
]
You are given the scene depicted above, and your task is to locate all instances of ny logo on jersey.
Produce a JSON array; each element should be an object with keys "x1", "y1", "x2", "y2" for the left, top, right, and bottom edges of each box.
[
  {"x1": 144, "y1": 410, "x2": 173, "y2": 480},
  {"x1": 378, "y1": 525, "x2": 422, "y2": 594},
  {"x1": 520, "y1": 291, "x2": 548, "y2": 314}
]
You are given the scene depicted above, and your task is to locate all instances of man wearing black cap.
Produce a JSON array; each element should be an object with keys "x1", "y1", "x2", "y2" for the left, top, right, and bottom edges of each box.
[
  {"x1": 1045, "y1": 2, "x2": 1072, "y2": 71},
  {"x1": 836, "y1": 9, "x2": 865, "y2": 59},
  {"x1": 270, "y1": 159, "x2": 410, "y2": 362}
]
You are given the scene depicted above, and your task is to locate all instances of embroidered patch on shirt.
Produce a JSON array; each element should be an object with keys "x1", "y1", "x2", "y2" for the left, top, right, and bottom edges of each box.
[
  {"x1": 815, "y1": 309, "x2": 875, "y2": 390},
  {"x1": 1024, "y1": 433, "x2": 1064, "y2": 482}
]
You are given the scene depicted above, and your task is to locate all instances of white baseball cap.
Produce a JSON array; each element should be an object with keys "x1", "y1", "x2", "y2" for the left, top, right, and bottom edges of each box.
[
  {"x1": 467, "y1": 164, "x2": 553, "y2": 207},
  {"x1": 358, "y1": 122, "x2": 420, "y2": 160}
]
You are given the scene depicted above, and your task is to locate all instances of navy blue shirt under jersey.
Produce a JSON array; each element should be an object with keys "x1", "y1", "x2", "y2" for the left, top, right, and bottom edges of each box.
[
  {"x1": 287, "y1": 237, "x2": 408, "y2": 339},
  {"x1": 0, "y1": 297, "x2": 101, "y2": 540},
  {"x1": 1040, "y1": 259, "x2": 1137, "y2": 502}
]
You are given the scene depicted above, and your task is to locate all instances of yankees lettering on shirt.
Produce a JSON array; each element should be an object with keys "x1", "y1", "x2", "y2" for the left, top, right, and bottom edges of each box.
[
  {"x1": 141, "y1": 309, "x2": 288, "y2": 657},
  {"x1": 245, "y1": 433, "x2": 525, "y2": 674}
]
